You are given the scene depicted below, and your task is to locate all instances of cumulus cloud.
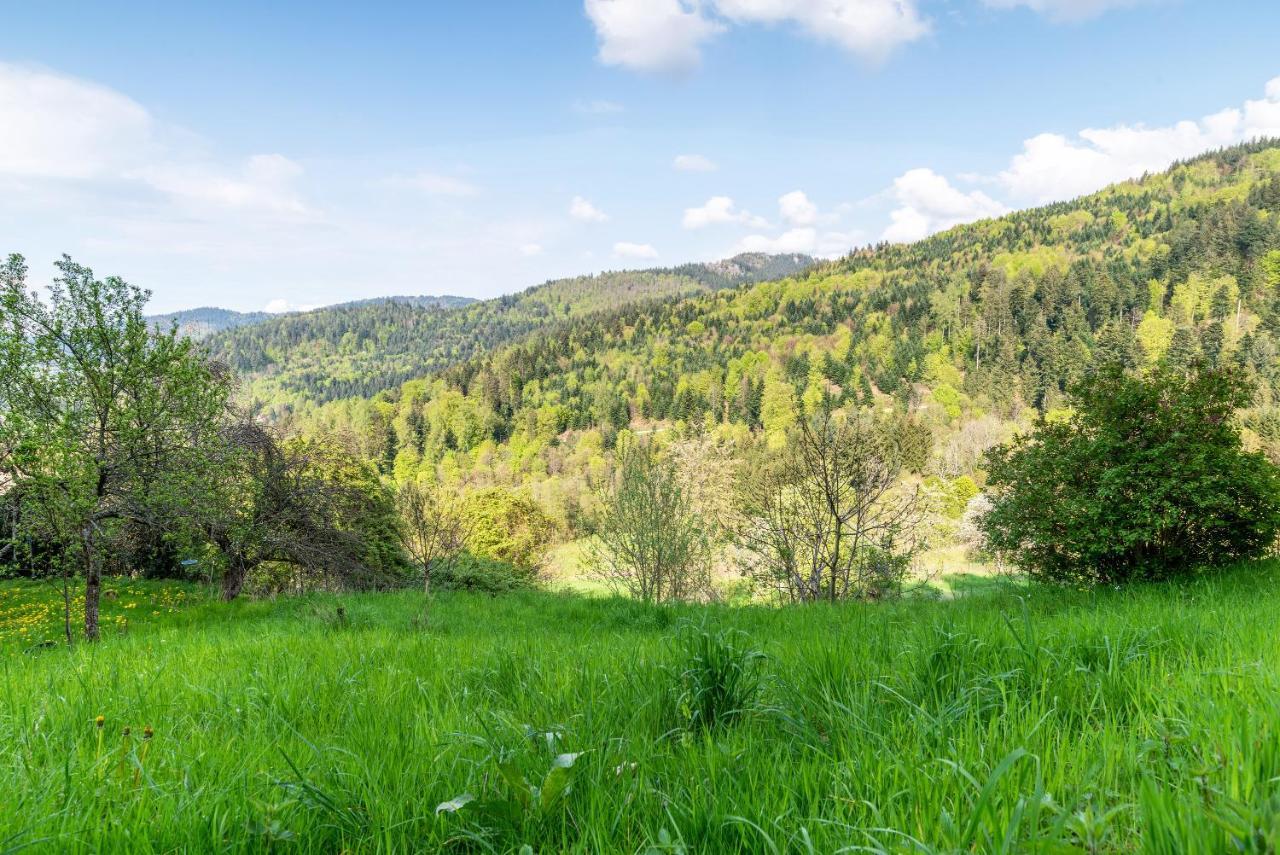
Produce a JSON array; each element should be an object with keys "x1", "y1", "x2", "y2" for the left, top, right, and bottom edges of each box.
[
  {"x1": 0, "y1": 62, "x2": 158, "y2": 180},
  {"x1": 584, "y1": 0, "x2": 723, "y2": 73},
  {"x1": 778, "y1": 190, "x2": 818, "y2": 226},
  {"x1": 735, "y1": 227, "x2": 817, "y2": 254},
  {"x1": 682, "y1": 195, "x2": 767, "y2": 229},
  {"x1": 570, "y1": 195, "x2": 610, "y2": 222},
  {"x1": 714, "y1": 0, "x2": 929, "y2": 64},
  {"x1": 881, "y1": 168, "x2": 1007, "y2": 243},
  {"x1": 262, "y1": 298, "x2": 319, "y2": 314},
  {"x1": 584, "y1": 0, "x2": 926, "y2": 73},
  {"x1": 0, "y1": 62, "x2": 310, "y2": 218},
  {"x1": 673, "y1": 153, "x2": 718, "y2": 172},
  {"x1": 728, "y1": 190, "x2": 861, "y2": 257},
  {"x1": 981, "y1": 0, "x2": 1158, "y2": 22},
  {"x1": 998, "y1": 76, "x2": 1280, "y2": 203},
  {"x1": 613, "y1": 241, "x2": 659, "y2": 259},
  {"x1": 519, "y1": 242, "x2": 544, "y2": 257}
]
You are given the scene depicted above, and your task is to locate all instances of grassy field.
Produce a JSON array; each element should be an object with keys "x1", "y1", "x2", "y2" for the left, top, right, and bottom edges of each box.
[{"x1": 3, "y1": 565, "x2": 1280, "y2": 853}]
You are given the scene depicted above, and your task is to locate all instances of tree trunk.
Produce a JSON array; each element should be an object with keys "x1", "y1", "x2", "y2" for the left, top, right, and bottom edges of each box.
[
  {"x1": 221, "y1": 557, "x2": 250, "y2": 601},
  {"x1": 84, "y1": 552, "x2": 101, "y2": 642}
]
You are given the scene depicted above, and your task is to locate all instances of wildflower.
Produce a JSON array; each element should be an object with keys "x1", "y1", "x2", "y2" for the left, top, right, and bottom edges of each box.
[
  {"x1": 95, "y1": 715, "x2": 105, "y2": 729},
  {"x1": 143, "y1": 726, "x2": 154, "y2": 740}
]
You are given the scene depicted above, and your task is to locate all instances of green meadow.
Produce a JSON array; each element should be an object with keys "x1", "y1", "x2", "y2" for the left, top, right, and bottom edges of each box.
[{"x1": 4, "y1": 565, "x2": 1280, "y2": 853}]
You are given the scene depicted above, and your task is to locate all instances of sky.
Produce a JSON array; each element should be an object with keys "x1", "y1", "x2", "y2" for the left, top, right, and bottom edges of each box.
[{"x1": 2, "y1": 1, "x2": 1280, "y2": 314}]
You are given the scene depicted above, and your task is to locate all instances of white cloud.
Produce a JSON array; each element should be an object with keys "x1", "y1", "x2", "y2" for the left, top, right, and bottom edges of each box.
[
  {"x1": 137, "y1": 155, "x2": 311, "y2": 216},
  {"x1": 0, "y1": 62, "x2": 311, "y2": 218},
  {"x1": 881, "y1": 168, "x2": 1007, "y2": 243},
  {"x1": 570, "y1": 195, "x2": 610, "y2": 222},
  {"x1": 735, "y1": 227, "x2": 817, "y2": 254},
  {"x1": 998, "y1": 76, "x2": 1280, "y2": 203},
  {"x1": 584, "y1": 0, "x2": 926, "y2": 73},
  {"x1": 673, "y1": 153, "x2": 718, "y2": 172},
  {"x1": 613, "y1": 241, "x2": 659, "y2": 259},
  {"x1": 584, "y1": 0, "x2": 723, "y2": 74},
  {"x1": 816, "y1": 228, "x2": 866, "y2": 257},
  {"x1": 729, "y1": 190, "x2": 861, "y2": 257},
  {"x1": 262, "y1": 298, "x2": 319, "y2": 314},
  {"x1": 682, "y1": 195, "x2": 767, "y2": 229},
  {"x1": 395, "y1": 172, "x2": 479, "y2": 197},
  {"x1": 714, "y1": 0, "x2": 929, "y2": 64},
  {"x1": 779, "y1": 190, "x2": 818, "y2": 226},
  {"x1": 519, "y1": 242, "x2": 544, "y2": 256},
  {"x1": 982, "y1": 0, "x2": 1157, "y2": 22},
  {"x1": 0, "y1": 62, "x2": 156, "y2": 179}
]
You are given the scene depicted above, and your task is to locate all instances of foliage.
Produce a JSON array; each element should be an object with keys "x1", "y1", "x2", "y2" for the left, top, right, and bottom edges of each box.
[
  {"x1": 983, "y1": 366, "x2": 1280, "y2": 584},
  {"x1": 588, "y1": 442, "x2": 712, "y2": 603},
  {"x1": 0, "y1": 255, "x2": 231, "y2": 639},
  {"x1": 395, "y1": 480, "x2": 466, "y2": 595},
  {"x1": 431, "y1": 553, "x2": 534, "y2": 594},
  {"x1": 208, "y1": 420, "x2": 405, "y2": 600},
  {"x1": 738, "y1": 407, "x2": 923, "y2": 602},
  {"x1": 459, "y1": 488, "x2": 554, "y2": 570}
]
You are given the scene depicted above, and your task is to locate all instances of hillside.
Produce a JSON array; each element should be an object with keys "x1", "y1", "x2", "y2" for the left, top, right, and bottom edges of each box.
[
  {"x1": 267, "y1": 141, "x2": 1280, "y2": 520},
  {"x1": 206, "y1": 252, "x2": 813, "y2": 403},
  {"x1": 148, "y1": 306, "x2": 273, "y2": 340}
]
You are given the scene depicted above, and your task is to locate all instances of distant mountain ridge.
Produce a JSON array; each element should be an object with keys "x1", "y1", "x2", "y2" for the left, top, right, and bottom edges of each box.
[
  {"x1": 206, "y1": 252, "x2": 816, "y2": 403},
  {"x1": 149, "y1": 307, "x2": 273, "y2": 340}
]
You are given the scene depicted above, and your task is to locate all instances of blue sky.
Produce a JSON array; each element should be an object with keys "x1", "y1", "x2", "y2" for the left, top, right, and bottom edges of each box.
[{"x1": 2, "y1": 1, "x2": 1279, "y2": 313}]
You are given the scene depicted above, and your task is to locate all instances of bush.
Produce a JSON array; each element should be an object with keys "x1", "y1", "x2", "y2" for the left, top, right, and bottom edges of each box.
[
  {"x1": 982, "y1": 366, "x2": 1280, "y2": 585},
  {"x1": 460, "y1": 488, "x2": 554, "y2": 570},
  {"x1": 432, "y1": 553, "x2": 535, "y2": 595}
]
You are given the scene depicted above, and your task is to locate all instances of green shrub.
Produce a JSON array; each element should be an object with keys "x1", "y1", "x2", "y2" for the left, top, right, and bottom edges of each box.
[
  {"x1": 433, "y1": 553, "x2": 535, "y2": 595},
  {"x1": 982, "y1": 366, "x2": 1280, "y2": 585},
  {"x1": 460, "y1": 488, "x2": 554, "y2": 570}
]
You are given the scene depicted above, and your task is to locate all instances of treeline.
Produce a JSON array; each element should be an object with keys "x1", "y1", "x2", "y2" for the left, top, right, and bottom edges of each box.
[{"x1": 206, "y1": 252, "x2": 814, "y2": 404}]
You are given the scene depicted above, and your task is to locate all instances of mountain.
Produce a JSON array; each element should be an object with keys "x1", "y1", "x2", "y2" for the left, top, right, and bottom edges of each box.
[
  {"x1": 149, "y1": 307, "x2": 273, "y2": 340},
  {"x1": 206, "y1": 252, "x2": 815, "y2": 403},
  {"x1": 331, "y1": 295, "x2": 477, "y2": 311},
  {"x1": 264, "y1": 140, "x2": 1280, "y2": 496}
]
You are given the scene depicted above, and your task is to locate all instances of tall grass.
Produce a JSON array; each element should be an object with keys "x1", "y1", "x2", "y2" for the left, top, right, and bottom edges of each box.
[{"x1": 2, "y1": 564, "x2": 1280, "y2": 852}]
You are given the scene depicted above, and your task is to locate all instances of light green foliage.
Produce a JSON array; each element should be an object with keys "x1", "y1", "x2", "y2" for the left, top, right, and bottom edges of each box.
[
  {"x1": 992, "y1": 246, "x2": 1070, "y2": 280},
  {"x1": 1136, "y1": 310, "x2": 1175, "y2": 364},
  {"x1": 461, "y1": 488, "x2": 554, "y2": 570},
  {"x1": 1264, "y1": 250, "x2": 1280, "y2": 288}
]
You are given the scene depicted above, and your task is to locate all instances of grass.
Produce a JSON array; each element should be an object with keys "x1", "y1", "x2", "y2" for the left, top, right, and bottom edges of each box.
[{"x1": 3, "y1": 563, "x2": 1280, "y2": 852}]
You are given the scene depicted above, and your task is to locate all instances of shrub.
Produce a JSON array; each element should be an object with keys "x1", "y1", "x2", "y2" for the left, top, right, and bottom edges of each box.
[
  {"x1": 982, "y1": 366, "x2": 1280, "y2": 585},
  {"x1": 433, "y1": 553, "x2": 535, "y2": 595},
  {"x1": 460, "y1": 488, "x2": 554, "y2": 570}
]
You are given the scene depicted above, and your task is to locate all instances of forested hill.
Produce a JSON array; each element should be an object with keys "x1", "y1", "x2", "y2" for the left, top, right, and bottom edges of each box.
[
  {"x1": 207, "y1": 252, "x2": 814, "y2": 403},
  {"x1": 279, "y1": 140, "x2": 1280, "y2": 500},
  {"x1": 149, "y1": 306, "x2": 273, "y2": 340}
]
